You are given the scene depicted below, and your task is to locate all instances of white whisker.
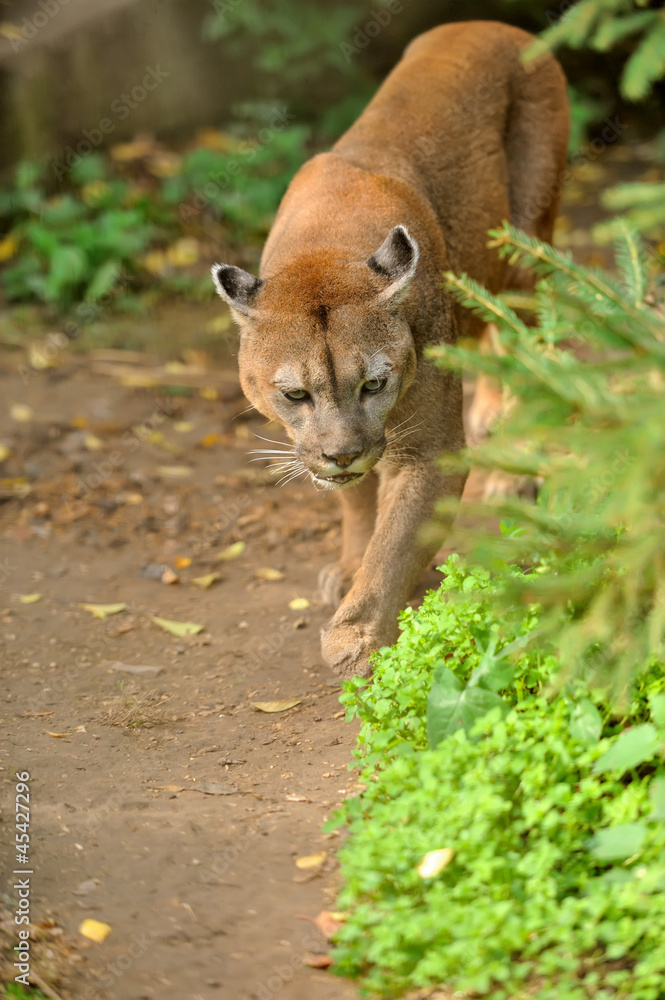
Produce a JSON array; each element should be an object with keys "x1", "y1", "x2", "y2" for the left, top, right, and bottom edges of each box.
[
  {"x1": 277, "y1": 467, "x2": 309, "y2": 487},
  {"x1": 248, "y1": 448, "x2": 295, "y2": 456},
  {"x1": 254, "y1": 432, "x2": 292, "y2": 447}
]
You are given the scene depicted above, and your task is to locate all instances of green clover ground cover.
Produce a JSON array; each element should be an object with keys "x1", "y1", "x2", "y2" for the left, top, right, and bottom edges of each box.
[{"x1": 331, "y1": 556, "x2": 665, "y2": 999}]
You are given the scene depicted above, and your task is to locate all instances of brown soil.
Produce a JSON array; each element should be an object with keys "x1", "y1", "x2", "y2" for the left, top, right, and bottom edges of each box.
[{"x1": 0, "y1": 333, "x2": 462, "y2": 1000}]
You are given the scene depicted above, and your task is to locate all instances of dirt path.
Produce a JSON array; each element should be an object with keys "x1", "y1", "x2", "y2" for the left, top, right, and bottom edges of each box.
[{"x1": 1, "y1": 342, "x2": 379, "y2": 1000}]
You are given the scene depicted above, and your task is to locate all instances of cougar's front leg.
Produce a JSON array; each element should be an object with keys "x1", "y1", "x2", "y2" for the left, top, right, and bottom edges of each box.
[
  {"x1": 320, "y1": 460, "x2": 467, "y2": 678},
  {"x1": 318, "y1": 470, "x2": 378, "y2": 608}
]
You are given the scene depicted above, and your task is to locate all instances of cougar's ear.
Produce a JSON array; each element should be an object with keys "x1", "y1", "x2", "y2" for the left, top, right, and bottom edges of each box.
[
  {"x1": 366, "y1": 225, "x2": 419, "y2": 304},
  {"x1": 211, "y1": 264, "x2": 263, "y2": 317}
]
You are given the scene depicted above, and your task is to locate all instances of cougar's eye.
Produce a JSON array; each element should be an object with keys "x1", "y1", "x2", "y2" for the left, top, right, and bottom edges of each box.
[
  {"x1": 283, "y1": 388, "x2": 308, "y2": 402},
  {"x1": 363, "y1": 377, "x2": 387, "y2": 394}
]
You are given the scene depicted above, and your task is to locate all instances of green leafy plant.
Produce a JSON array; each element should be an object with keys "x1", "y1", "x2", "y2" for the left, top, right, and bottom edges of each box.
[
  {"x1": 161, "y1": 120, "x2": 310, "y2": 239},
  {"x1": 534, "y1": 0, "x2": 665, "y2": 103},
  {"x1": 0, "y1": 157, "x2": 156, "y2": 309},
  {"x1": 332, "y1": 555, "x2": 665, "y2": 999},
  {"x1": 431, "y1": 221, "x2": 665, "y2": 695},
  {"x1": 527, "y1": 0, "x2": 665, "y2": 240}
]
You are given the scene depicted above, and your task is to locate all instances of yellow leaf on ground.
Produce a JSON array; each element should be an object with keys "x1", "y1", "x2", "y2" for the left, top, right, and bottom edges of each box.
[
  {"x1": 150, "y1": 616, "x2": 204, "y2": 637},
  {"x1": 191, "y1": 572, "x2": 221, "y2": 590},
  {"x1": 289, "y1": 597, "x2": 310, "y2": 611},
  {"x1": 10, "y1": 403, "x2": 33, "y2": 423},
  {"x1": 84, "y1": 434, "x2": 104, "y2": 451},
  {"x1": 295, "y1": 851, "x2": 326, "y2": 870},
  {"x1": 81, "y1": 603, "x2": 126, "y2": 619},
  {"x1": 251, "y1": 700, "x2": 301, "y2": 713},
  {"x1": 154, "y1": 465, "x2": 193, "y2": 479},
  {"x1": 0, "y1": 444, "x2": 11, "y2": 463},
  {"x1": 18, "y1": 593, "x2": 41, "y2": 604},
  {"x1": 147, "y1": 431, "x2": 182, "y2": 455},
  {"x1": 417, "y1": 848, "x2": 455, "y2": 878},
  {"x1": 255, "y1": 567, "x2": 285, "y2": 582},
  {"x1": 174, "y1": 555, "x2": 192, "y2": 569},
  {"x1": 199, "y1": 432, "x2": 222, "y2": 449},
  {"x1": 173, "y1": 422, "x2": 195, "y2": 434},
  {"x1": 78, "y1": 919, "x2": 112, "y2": 943},
  {"x1": 199, "y1": 387, "x2": 218, "y2": 400},
  {"x1": 28, "y1": 342, "x2": 62, "y2": 371},
  {"x1": 216, "y1": 541, "x2": 246, "y2": 562},
  {"x1": 0, "y1": 22, "x2": 23, "y2": 42}
]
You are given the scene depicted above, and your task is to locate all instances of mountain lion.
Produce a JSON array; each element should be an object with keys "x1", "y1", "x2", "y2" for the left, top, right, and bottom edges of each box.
[{"x1": 212, "y1": 21, "x2": 569, "y2": 678}]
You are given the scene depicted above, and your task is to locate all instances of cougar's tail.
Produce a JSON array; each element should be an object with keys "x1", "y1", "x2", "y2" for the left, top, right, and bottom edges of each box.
[{"x1": 504, "y1": 40, "x2": 570, "y2": 264}]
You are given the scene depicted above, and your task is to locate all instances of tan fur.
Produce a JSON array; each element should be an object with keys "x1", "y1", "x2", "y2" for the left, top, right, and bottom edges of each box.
[{"x1": 212, "y1": 21, "x2": 569, "y2": 678}]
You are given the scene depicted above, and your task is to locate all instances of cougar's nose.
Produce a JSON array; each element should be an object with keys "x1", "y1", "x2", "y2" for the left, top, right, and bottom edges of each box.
[{"x1": 322, "y1": 451, "x2": 361, "y2": 469}]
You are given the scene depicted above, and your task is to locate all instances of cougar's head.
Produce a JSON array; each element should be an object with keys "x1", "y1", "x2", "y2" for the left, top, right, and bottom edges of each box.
[{"x1": 211, "y1": 225, "x2": 419, "y2": 490}]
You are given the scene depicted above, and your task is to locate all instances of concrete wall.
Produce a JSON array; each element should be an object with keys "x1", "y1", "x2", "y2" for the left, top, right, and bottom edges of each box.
[{"x1": 0, "y1": 0, "x2": 253, "y2": 172}]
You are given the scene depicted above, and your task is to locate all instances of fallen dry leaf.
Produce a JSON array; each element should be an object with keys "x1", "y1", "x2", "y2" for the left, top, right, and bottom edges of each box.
[
  {"x1": 198, "y1": 432, "x2": 223, "y2": 448},
  {"x1": 47, "y1": 732, "x2": 70, "y2": 739},
  {"x1": 255, "y1": 567, "x2": 285, "y2": 582},
  {"x1": 288, "y1": 597, "x2": 310, "y2": 611},
  {"x1": 103, "y1": 661, "x2": 163, "y2": 677},
  {"x1": 0, "y1": 477, "x2": 31, "y2": 499},
  {"x1": 295, "y1": 851, "x2": 326, "y2": 870},
  {"x1": 10, "y1": 403, "x2": 33, "y2": 423},
  {"x1": 150, "y1": 615, "x2": 204, "y2": 637},
  {"x1": 216, "y1": 541, "x2": 246, "y2": 561},
  {"x1": 78, "y1": 919, "x2": 112, "y2": 943},
  {"x1": 191, "y1": 781, "x2": 239, "y2": 796},
  {"x1": 191, "y1": 572, "x2": 221, "y2": 590},
  {"x1": 84, "y1": 433, "x2": 104, "y2": 451},
  {"x1": 161, "y1": 567, "x2": 179, "y2": 585},
  {"x1": 81, "y1": 602, "x2": 126, "y2": 619},
  {"x1": 252, "y1": 700, "x2": 301, "y2": 713},
  {"x1": 17, "y1": 593, "x2": 42, "y2": 604},
  {"x1": 285, "y1": 794, "x2": 308, "y2": 802},
  {"x1": 147, "y1": 430, "x2": 182, "y2": 455},
  {"x1": 0, "y1": 444, "x2": 11, "y2": 463},
  {"x1": 296, "y1": 911, "x2": 346, "y2": 940},
  {"x1": 174, "y1": 555, "x2": 192, "y2": 568},
  {"x1": 417, "y1": 848, "x2": 455, "y2": 878},
  {"x1": 302, "y1": 953, "x2": 333, "y2": 969}
]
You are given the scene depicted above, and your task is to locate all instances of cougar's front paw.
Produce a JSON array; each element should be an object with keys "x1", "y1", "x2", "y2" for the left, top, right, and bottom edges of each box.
[
  {"x1": 318, "y1": 562, "x2": 355, "y2": 609},
  {"x1": 320, "y1": 612, "x2": 398, "y2": 680}
]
